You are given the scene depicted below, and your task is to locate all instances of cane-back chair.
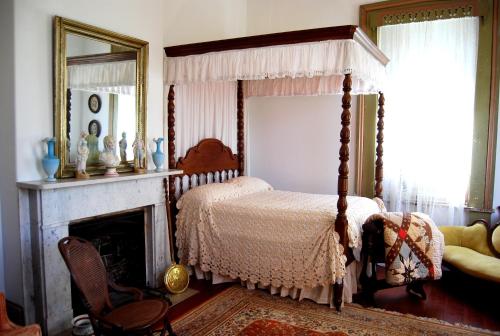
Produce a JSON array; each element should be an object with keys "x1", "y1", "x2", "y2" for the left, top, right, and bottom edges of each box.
[{"x1": 58, "y1": 236, "x2": 176, "y2": 336}]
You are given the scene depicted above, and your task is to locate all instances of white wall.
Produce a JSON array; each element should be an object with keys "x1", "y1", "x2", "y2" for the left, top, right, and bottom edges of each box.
[
  {"x1": 5, "y1": 0, "x2": 165, "y2": 305},
  {"x1": 163, "y1": 0, "x2": 247, "y2": 46},
  {"x1": 247, "y1": 96, "x2": 357, "y2": 194},
  {"x1": 0, "y1": 0, "x2": 15, "y2": 295},
  {"x1": 246, "y1": 0, "x2": 378, "y2": 35},
  {"x1": 245, "y1": 0, "x2": 379, "y2": 194}
]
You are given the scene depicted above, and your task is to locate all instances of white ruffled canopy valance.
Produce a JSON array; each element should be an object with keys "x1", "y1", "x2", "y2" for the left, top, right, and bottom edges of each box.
[
  {"x1": 165, "y1": 39, "x2": 386, "y2": 94},
  {"x1": 244, "y1": 75, "x2": 378, "y2": 97},
  {"x1": 68, "y1": 60, "x2": 136, "y2": 95}
]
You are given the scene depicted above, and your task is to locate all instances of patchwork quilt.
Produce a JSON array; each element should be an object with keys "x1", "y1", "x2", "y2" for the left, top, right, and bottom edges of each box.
[{"x1": 367, "y1": 212, "x2": 445, "y2": 286}]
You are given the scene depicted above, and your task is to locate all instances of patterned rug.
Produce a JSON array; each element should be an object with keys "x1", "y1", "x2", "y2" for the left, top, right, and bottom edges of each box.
[{"x1": 171, "y1": 285, "x2": 499, "y2": 336}]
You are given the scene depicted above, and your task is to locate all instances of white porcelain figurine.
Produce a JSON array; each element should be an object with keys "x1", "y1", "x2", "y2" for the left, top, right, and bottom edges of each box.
[
  {"x1": 100, "y1": 135, "x2": 120, "y2": 177},
  {"x1": 132, "y1": 132, "x2": 146, "y2": 173},
  {"x1": 75, "y1": 131, "x2": 90, "y2": 179},
  {"x1": 119, "y1": 132, "x2": 127, "y2": 163}
]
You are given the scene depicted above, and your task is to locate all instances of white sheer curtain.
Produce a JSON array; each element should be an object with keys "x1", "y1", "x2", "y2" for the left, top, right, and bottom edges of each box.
[
  {"x1": 67, "y1": 60, "x2": 136, "y2": 95},
  {"x1": 174, "y1": 81, "x2": 237, "y2": 159},
  {"x1": 379, "y1": 17, "x2": 479, "y2": 226}
]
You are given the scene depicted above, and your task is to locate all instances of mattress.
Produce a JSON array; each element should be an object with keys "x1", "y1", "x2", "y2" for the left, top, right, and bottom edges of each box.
[{"x1": 176, "y1": 176, "x2": 383, "y2": 297}]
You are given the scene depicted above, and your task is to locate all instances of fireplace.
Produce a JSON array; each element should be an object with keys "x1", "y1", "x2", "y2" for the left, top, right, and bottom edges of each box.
[
  {"x1": 17, "y1": 171, "x2": 181, "y2": 335},
  {"x1": 69, "y1": 209, "x2": 147, "y2": 315}
]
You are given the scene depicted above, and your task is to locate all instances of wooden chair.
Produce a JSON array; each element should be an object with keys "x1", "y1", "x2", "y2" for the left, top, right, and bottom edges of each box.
[
  {"x1": 0, "y1": 292, "x2": 41, "y2": 336},
  {"x1": 58, "y1": 236, "x2": 176, "y2": 336}
]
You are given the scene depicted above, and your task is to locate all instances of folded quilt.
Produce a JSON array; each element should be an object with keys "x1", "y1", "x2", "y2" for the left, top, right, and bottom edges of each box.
[{"x1": 366, "y1": 212, "x2": 444, "y2": 286}]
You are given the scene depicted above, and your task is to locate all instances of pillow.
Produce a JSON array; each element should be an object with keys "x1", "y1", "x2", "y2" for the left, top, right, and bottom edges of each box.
[
  {"x1": 177, "y1": 182, "x2": 240, "y2": 210},
  {"x1": 178, "y1": 176, "x2": 273, "y2": 210},
  {"x1": 225, "y1": 176, "x2": 273, "y2": 193}
]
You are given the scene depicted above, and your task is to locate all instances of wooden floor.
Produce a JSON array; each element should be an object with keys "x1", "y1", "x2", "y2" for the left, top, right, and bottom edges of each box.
[
  {"x1": 354, "y1": 270, "x2": 500, "y2": 331},
  {"x1": 168, "y1": 270, "x2": 500, "y2": 332}
]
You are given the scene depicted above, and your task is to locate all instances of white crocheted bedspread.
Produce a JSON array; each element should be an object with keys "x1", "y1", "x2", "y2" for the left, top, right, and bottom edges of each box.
[{"x1": 176, "y1": 176, "x2": 383, "y2": 290}]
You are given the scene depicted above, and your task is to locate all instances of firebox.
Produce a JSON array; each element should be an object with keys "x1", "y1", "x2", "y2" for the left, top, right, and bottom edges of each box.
[{"x1": 69, "y1": 209, "x2": 146, "y2": 315}]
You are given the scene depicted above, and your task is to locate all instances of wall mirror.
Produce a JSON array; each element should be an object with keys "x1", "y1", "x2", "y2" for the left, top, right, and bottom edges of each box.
[{"x1": 54, "y1": 16, "x2": 148, "y2": 178}]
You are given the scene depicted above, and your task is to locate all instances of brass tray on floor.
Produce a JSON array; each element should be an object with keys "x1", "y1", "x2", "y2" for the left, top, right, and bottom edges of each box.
[{"x1": 164, "y1": 262, "x2": 189, "y2": 294}]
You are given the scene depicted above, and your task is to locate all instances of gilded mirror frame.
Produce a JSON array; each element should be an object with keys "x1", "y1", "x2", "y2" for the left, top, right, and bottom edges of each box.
[{"x1": 54, "y1": 16, "x2": 148, "y2": 178}]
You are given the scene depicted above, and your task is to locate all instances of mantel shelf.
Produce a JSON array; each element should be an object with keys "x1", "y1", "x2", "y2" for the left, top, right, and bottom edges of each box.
[{"x1": 17, "y1": 169, "x2": 183, "y2": 191}]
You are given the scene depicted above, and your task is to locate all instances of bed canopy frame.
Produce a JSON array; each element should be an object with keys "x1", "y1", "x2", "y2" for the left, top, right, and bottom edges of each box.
[{"x1": 163, "y1": 25, "x2": 389, "y2": 310}]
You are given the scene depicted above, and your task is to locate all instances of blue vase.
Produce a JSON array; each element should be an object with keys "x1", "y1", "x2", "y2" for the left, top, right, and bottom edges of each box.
[
  {"x1": 42, "y1": 137, "x2": 60, "y2": 182},
  {"x1": 152, "y1": 137, "x2": 165, "y2": 172}
]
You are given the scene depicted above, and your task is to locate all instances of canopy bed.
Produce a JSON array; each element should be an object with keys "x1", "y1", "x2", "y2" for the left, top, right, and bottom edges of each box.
[{"x1": 163, "y1": 25, "x2": 389, "y2": 311}]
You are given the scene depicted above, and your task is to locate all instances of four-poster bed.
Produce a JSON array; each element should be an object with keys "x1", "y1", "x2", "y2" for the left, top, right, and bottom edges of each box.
[{"x1": 163, "y1": 25, "x2": 389, "y2": 311}]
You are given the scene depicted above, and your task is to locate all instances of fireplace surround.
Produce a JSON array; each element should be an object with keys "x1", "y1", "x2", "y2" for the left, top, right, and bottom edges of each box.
[{"x1": 17, "y1": 170, "x2": 181, "y2": 335}]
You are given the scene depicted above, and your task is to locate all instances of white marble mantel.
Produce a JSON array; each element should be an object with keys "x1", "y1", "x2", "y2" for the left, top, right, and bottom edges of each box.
[
  {"x1": 17, "y1": 170, "x2": 181, "y2": 335},
  {"x1": 17, "y1": 170, "x2": 181, "y2": 190}
]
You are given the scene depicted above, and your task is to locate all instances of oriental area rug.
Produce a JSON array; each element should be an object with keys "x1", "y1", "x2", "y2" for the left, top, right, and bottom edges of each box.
[{"x1": 170, "y1": 285, "x2": 499, "y2": 336}]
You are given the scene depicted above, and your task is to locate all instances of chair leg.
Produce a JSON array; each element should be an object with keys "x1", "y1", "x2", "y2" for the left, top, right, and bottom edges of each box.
[{"x1": 164, "y1": 316, "x2": 176, "y2": 336}]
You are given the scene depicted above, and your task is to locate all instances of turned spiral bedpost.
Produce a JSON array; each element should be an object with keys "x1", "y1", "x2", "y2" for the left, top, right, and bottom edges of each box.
[
  {"x1": 167, "y1": 85, "x2": 178, "y2": 262},
  {"x1": 237, "y1": 80, "x2": 245, "y2": 176},
  {"x1": 66, "y1": 88, "x2": 72, "y2": 146},
  {"x1": 333, "y1": 73, "x2": 352, "y2": 312},
  {"x1": 168, "y1": 85, "x2": 176, "y2": 203},
  {"x1": 375, "y1": 92, "x2": 384, "y2": 199}
]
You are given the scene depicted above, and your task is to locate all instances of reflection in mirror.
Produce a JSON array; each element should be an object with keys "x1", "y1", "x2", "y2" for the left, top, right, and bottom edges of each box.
[
  {"x1": 54, "y1": 16, "x2": 148, "y2": 178},
  {"x1": 66, "y1": 33, "x2": 136, "y2": 166}
]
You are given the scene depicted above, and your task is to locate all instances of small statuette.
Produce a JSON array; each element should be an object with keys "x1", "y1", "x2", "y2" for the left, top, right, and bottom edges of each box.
[
  {"x1": 100, "y1": 135, "x2": 120, "y2": 177},
  {"x1": 152, "y1": 137, "x2": 165, "y2": 172},
  {"x1": 42, "y1": 137, "x2": 60, "y2": 182},
  {"x1": 132, "y1": 132, "x2": 146, "y2": 173},
  {"x1": 75, "y1": 131, "x2": 90, "y2": 179},
  {"x1": 119, "y1": 132, "x2": 127, "y2": 163}
]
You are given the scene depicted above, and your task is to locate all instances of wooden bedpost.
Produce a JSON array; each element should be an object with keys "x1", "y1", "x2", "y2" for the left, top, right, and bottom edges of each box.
[
  {"x1": 167, "y1": 85, "x2": 178, "y2": 261},
  {"x1": 237, "y1": 80, "x2": 245, "y2": 176},
  {"x1": 375, "y1": 92, "x2": 384, "y2": 199},
  {"x1": 333, "y1": 73, "x2": 352, "y2": 312},
  {"x1": 168, "y1": 85, "x2": 176, "y2": 200}
]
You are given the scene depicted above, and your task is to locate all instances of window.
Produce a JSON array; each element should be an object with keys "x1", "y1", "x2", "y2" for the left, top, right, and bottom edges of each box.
[
  {"x1": 358, "y1": 0, "x2": 498, "y2": 225},
  {"x1": 379, "y1": 17, "x2": 479, "y2": 225}
]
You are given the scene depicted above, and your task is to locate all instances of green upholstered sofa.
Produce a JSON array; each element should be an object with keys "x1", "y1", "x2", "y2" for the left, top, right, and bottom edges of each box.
[{"x1": 439, "y1": 220, "x2": 500, "y2": 283}]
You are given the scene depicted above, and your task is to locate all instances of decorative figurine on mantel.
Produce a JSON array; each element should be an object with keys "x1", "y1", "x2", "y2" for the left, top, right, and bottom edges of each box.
[
  {"x1": 75, "y1": 131, "x2": 90, "y2": 179},
  {"x1": 119, "y1": 132, "x2": 127, "y2": 163},
  {"x1": 99, "y1": 135, "x2": 120, "y2": 177},
  {"x1": 132, "y1": 132, "x2": 146, "y2": 173},
  {"x1": 152, "y1": 137, "x2": 165, "y2": 172},
  {"x1": 42, "y1": 137, "x2": 60, "y2": 182}
]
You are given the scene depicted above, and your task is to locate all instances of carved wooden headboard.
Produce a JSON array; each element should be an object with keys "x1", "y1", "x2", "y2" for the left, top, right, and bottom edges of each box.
[
  {"x1": 172, "y1": 138, "x2": 240, "y2": 197},
  {"x1": 165, "y1": 138, "x2": 239, "y2": 262},
  {"x1": 176, "y1": 138, "x2": 239, "y2": 176}
]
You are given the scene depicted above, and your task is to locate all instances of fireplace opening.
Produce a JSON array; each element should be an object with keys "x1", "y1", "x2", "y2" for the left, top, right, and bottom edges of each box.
[{"x1": 69, "y1": 209, "x2": 146, "y2": 315}]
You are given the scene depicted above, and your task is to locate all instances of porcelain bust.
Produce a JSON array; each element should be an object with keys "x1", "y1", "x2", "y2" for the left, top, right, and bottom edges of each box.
[{"x1": 100, "y1": 135, "x2": 120, "y2": 176}]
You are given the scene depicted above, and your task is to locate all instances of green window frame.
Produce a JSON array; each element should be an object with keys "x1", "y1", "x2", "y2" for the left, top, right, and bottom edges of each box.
[{"x1": 357, "y1": 0, "x2": 499, "y2": 217}]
